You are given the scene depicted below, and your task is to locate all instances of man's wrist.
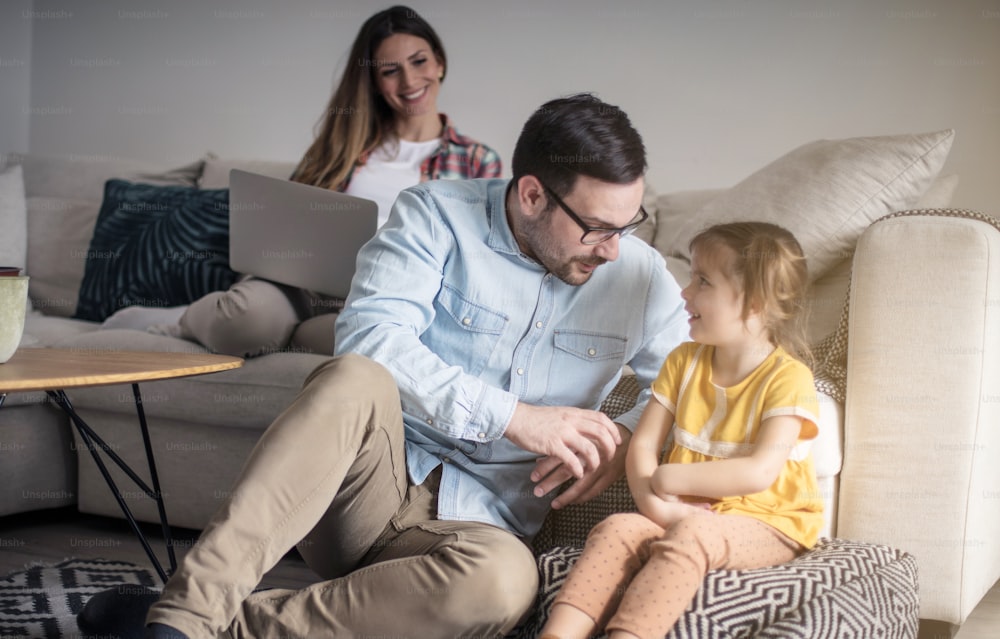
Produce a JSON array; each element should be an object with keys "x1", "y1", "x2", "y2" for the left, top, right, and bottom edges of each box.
[{"x1": 461, "y1": 385, "x2": 518, "y2": 442}]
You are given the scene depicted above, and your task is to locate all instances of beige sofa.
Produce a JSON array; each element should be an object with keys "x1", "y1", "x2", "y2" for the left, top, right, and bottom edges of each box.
[{"x1": 0, "y1": 128, "x2": 997, "y2": 629}]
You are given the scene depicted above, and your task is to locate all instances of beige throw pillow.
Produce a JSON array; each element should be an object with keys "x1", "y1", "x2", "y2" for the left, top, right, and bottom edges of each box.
[
  {"x1": 914, "y1": 173, "x2": 959, "y2": 209},
  {"x1": 659, "y1": 130, "x2": 955, "y2": 281},
  {"x1": 26, "y1": 196, "x2": 102, "y2": 317},
  {"x1": 651, "y1": 188, "x2": 722, "y2": 259}
]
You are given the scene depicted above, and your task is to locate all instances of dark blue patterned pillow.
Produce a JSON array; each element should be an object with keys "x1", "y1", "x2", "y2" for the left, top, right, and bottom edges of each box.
[{"x1": 74, "y1": 180, "x2": 239, "y2": 322}]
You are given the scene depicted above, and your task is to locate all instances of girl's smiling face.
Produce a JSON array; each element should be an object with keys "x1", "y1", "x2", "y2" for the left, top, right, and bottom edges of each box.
[
  {"x1": 372, "y1": 33, "x2": 443, "y2": 121},
  {"x1": 680, "y1": 245, "x2": 749, "y2": 346}
]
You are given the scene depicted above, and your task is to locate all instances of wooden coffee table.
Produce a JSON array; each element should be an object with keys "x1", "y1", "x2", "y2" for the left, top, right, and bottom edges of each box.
[{"x1": 0, "y1": 347, "x2": 243, "y2": 582}]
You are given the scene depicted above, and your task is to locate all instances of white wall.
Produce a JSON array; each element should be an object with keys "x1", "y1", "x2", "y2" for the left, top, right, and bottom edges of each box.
[
  {"x1": 0, "y1": 0, "x2": 34, "y2": 155},
  {"x1": 10, "y1": 0, "x2": 1000, "y2": 210}
]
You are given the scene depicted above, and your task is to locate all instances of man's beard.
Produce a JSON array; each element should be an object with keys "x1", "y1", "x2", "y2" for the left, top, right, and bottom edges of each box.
[
  {"x1": 519, "y1": 213, "x2": 606, "y2": 286},
  {"x1": 549, "y1": 255, "x2": 607, "y2": 286}
]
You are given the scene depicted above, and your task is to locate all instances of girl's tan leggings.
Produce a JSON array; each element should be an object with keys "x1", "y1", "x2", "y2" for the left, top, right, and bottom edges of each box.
[{"x1": 553, "y1": 511, "x2": 801, "y2": 639}]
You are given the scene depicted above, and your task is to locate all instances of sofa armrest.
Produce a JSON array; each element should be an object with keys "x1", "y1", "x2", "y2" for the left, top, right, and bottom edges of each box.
[{"x1": 836, "y1": 214, "x2": 1000, "y2": 624}]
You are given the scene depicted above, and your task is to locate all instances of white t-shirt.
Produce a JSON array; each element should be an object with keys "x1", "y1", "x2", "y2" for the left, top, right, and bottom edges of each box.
[{"x1": 345, "y1": 138, "x2": 440, "y2": 228}]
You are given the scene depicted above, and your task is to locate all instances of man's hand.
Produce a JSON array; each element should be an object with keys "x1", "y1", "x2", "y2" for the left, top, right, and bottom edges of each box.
[
  {"x1": 506, "y1": 404, "x2": 631, "y2": 508},
  {"x1": 524, "y1": 423, "x2": 632, "y2": 510},
  {"x1": 505, "y1": 402, "x2": 622, "y2": 486}
]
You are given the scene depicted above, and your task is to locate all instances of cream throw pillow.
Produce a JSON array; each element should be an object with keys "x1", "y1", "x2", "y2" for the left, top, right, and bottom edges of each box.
[
  {"x1": 659, "y1": 130, "x2": 955, "y2": 281},
  {"x1": 26, "y1": 196, "x2": 101, "y2": 317}
]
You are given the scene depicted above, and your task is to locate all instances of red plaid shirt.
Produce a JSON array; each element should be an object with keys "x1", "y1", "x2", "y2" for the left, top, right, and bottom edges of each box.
[{"x1": 352, "y1": 114, "x2": 501, "y2": 186}]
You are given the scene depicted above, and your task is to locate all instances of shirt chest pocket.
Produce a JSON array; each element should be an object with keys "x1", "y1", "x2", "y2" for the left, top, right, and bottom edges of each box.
[
  {"x1": 428, "y1": 284, "x2": 508, "y2": 376},
  {"x1": 546, "y1": 330, "x2": 628, "y2": 406}
]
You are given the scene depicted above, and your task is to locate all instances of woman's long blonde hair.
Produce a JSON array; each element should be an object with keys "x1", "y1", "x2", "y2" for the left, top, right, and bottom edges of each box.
[
  {"x1": 290, "y1": 6, "x2": 447, "y2": 190},
  {"x1": 690, "y1": 222, "x2": 813, "y2": 365}
]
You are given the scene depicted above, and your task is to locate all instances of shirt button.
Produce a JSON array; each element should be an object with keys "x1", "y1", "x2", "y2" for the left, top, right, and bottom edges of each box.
[
  {"x1": 426, "y1": 418, "x2": 433, "y2": 425},
  {"x1": 462, "y1": 317, "x2": 472, "y2": 326},
  {"x1": 588, "y1": 348, "x2": 597, "y2": 356},
  {"x1": 535, "y1": 321, "x2": 543, "y2": 329},
  {"x1": 516, "y1": 368, "x2": 524, "y2": 375},
  {"x1": 478, "y1": 432, "x2": 486, "y2": 439}
]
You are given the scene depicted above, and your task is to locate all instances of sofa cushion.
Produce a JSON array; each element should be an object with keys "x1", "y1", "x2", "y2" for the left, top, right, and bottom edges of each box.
[
  {"x1": 0, "y1": 165, "x2": 27, "y2": 272},
  {"x1": 514, "y1": 538, "x2": 919, "y2": 639},
  {"x1": 26, "y1": 196, "x2": 101, "y2": 317},
  {"x1": 0, "y1": 402, "x2": 77, "y2": 518},
  {"x1": 58, "y1": 328, "x2": 329, "y2": 429},
  {"x1": 198, "y1": 154, "x2": 297, "y2": 189},
  {"x1": 12, "y1": 153, "x2": 188, "y2": 201},
  {"x1": 74, "y1": 181, "x2": 239, "y2": 322},
  {"x1": 653, "y1": 130, "x2": 955, "y2": 282},
  {"x1": 22, "y1": 312, "x2": 98, "y2": 349}
]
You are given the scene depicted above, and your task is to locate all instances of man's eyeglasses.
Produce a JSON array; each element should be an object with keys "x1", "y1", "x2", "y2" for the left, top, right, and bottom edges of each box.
[{"x1": 540, "y1": 181, "x2": 648, "y2": 245}]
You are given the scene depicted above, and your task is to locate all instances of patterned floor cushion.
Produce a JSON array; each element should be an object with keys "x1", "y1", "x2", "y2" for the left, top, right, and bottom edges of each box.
[{"x1": 511, "y1": 538, "x2": 919, "y2": 639}]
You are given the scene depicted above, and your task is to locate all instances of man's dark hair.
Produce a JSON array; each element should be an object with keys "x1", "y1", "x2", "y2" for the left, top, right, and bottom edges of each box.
[{"x1": 511, "y1": 93, "x2": 646, "y2": 204}]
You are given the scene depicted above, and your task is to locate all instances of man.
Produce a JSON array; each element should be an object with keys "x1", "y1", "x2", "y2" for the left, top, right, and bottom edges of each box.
[{"x1": 80, "y1": 93, "x2": 688, "y2": 638}]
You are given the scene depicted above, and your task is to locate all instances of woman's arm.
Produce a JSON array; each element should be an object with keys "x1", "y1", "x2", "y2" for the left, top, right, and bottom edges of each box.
[{"x1": 651, "y1": 414, "x2": 804, "y2": 499}]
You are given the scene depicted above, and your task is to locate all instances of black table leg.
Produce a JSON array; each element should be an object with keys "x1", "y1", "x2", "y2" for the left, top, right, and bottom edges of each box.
[{"x1": 47, "y1": 388, "x2": 177, "y2": 583}]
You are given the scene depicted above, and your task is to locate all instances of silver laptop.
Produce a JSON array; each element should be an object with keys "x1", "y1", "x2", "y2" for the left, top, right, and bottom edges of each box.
[{"x1": 228, "y1": 169, "x2": 377, "y2": 298}]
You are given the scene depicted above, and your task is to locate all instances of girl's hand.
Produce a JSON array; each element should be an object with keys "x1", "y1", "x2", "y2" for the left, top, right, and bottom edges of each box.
[
  {"x1": 650, "y1": 466, "x2": 714, "y2": 512},
  {"x1": 634, "y1": 491, "x2": 713, "y2": 528}
]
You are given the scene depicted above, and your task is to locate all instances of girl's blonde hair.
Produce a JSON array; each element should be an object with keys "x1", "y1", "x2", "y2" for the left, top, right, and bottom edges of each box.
[{"x1": 689, "y1": 221, "x2": 812, "y2": 365}]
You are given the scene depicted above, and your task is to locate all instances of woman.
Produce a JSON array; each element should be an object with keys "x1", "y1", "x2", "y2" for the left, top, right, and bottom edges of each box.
[{"x1": 104, "y1": 5, "x2": 500, "y2": 357}]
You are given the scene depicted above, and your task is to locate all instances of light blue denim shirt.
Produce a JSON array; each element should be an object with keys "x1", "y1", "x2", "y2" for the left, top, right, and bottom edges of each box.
[{"x1": 335, "y1": 178, "x2": 688, "y2": 537}]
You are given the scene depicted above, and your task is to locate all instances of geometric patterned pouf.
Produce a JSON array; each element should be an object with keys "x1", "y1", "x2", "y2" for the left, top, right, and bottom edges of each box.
[{"x1": 510, "y1": 538, "x2": 919, "y2": 639}]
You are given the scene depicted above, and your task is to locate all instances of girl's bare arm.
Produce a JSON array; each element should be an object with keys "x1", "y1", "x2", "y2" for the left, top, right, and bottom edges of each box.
[{"x1": 651, "y1": 415, "x2": 804, "y2": 499}]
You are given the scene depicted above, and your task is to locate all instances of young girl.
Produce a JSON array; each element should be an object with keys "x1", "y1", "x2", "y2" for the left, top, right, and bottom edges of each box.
[{"x1": 539, "y1": 221, "x2": 823, "y2": 639}]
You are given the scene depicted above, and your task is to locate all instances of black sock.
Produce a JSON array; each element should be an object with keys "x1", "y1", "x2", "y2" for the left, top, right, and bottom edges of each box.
[
  {"x1": 146, "y1": 622, "x2": 191, "y2": 639},
  {"x1": 76, "y1": 584, "x2": 161, "y2": 639}
]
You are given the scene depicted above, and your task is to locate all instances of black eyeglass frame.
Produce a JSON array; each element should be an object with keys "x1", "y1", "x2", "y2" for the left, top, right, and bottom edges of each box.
[{"x1": 539, "y1": 181, "x2": 649, "y2": 245}]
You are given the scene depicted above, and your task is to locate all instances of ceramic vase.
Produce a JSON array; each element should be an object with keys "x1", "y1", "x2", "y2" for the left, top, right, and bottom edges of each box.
[{"x1": 0, "y1": 275, "x2": 29, "y2": 363}]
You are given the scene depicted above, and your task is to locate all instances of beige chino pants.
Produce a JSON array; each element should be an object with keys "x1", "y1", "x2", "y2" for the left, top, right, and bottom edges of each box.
[{"x1": 147, "y1": 354, "x2": 538, "y2": 639}]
